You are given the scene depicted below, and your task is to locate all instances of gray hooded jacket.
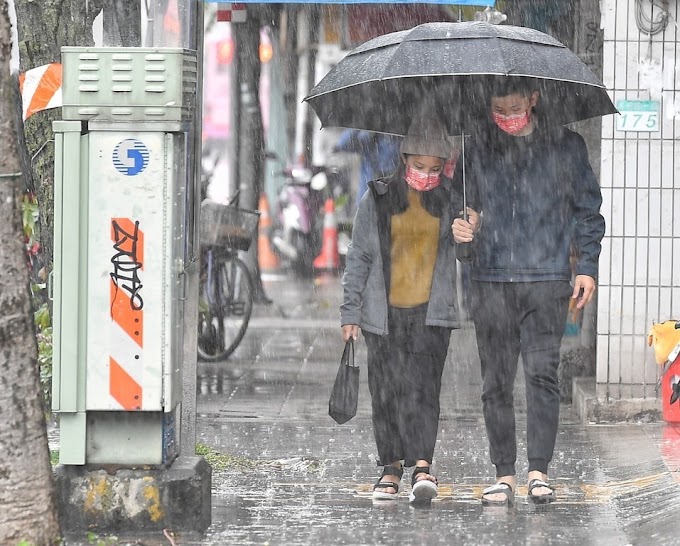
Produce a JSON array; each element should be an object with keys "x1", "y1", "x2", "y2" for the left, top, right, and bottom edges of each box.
[{"x1": 340, "y1": 173, "x2": 462, "y2": 335}]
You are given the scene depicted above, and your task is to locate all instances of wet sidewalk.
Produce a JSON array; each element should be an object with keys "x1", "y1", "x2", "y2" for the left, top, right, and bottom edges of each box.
[
  {"x1": 186, "y1": 272, "x2": 680, "y2": 546},
  {"x1": 57, "y1": 272, "x2": 680, "y2": 545}
]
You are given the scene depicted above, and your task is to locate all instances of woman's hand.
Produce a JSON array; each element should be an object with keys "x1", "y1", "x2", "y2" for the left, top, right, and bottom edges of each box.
[
  {"x1": 452, "y1": 207, "x2": 481, "y2": 243},
  {"x1": 342, "y1": 324, "x2": 359, "y2": 342}
]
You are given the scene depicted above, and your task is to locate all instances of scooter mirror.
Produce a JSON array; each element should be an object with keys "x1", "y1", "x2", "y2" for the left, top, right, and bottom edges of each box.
[
  {"x1": 310, "y1": 172, "x2": 328, "y2": 191},
  {"x1": 291, "y1": 167, "x2": 313, "y2": 184}
]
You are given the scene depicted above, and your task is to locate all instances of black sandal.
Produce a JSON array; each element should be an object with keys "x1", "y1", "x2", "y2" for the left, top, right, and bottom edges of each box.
[
  {"x1": 373, "y1": 465, "x2": 403, "y2": 500},
  {"x1": 410, "y1": 466, "x2": 438, "y2": 503},
  {"x1": 527, "y1": 478, "x2": 556, "y2": 504}
]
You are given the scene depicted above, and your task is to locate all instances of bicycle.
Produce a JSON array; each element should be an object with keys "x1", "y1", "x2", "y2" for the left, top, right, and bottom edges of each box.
[{"x1": 197, "y1": 199, "x2": 260, "y2": 361}]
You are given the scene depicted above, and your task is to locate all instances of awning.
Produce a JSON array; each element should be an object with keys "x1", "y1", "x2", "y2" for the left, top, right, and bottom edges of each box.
[{"x1": 206, "y1": 1, "x2": 495, "y2": 5}]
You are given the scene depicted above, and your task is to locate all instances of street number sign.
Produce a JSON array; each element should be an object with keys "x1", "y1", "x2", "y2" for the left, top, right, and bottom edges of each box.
[{"x1": 616, "y1": 100, "x2": 660, "y2": 132}]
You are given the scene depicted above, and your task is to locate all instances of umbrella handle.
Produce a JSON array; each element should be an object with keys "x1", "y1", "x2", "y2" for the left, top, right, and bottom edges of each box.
[
  {"x1": 456, "y1": 242, "x2": 473, "y2": 261},
  {"x1": 457, "y1": 132, "x2": 472, "y2": 261}
]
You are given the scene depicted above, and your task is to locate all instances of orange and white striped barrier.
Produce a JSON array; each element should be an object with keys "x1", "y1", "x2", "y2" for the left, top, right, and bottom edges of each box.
[
  {"x1": 109, "y1": 217, "x2": 144, "y2": 411},
  {"x1": 18, "y1": 63, "x2": 62, "y2": 120}
]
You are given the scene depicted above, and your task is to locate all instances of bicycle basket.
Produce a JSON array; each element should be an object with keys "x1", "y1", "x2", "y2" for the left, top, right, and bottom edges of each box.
[{"x1": 200, "y1": 200, "x2": 260, "y2": 251}]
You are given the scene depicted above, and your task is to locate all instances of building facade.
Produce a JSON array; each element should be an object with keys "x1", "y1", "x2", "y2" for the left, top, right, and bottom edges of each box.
[{"x1": 597, "y1": 0, "x2": 680, "y2": 400}]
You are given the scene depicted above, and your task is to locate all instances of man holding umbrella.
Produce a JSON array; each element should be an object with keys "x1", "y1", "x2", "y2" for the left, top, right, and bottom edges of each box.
[{"x1": 452, "y1": 76, "x2": 606, "y2": 505}]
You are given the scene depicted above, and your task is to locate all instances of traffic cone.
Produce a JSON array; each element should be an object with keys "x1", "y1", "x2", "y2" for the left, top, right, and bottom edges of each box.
[
  {"x1": 313, "y1": 198, "x2": 340, "y2": 271},
  {"x1": 258, "y1": 193, "x2": 280, "y2": 272}
]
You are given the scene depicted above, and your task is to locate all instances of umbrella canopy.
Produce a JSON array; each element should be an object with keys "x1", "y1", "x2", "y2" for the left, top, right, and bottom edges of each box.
[{"x1": 305, "y1": 21, "x2": 617, "y2": 135}]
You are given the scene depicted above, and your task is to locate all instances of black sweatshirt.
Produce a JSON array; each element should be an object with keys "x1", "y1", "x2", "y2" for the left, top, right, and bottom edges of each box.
[{"x1": 452, "y1": 122, "x2": 605, "y2": 282}]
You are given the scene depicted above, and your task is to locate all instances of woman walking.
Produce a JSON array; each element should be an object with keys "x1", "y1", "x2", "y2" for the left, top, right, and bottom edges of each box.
[{"x1": 340, "y1": 109, "x2": 470, "y2": 502}]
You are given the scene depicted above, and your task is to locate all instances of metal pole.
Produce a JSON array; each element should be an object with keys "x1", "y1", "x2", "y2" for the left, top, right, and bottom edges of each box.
[
  {"x1": 461, "y1": 131, "x2": 467, "y2": 221},
  {"x1": 230, "y1": 25, "x2": 240, "y2": 200},
  {"x1": 180, "y1": 0, "x2": 204, "y2": 458},
  {"x1": 456, "y1": 132, "x2": 473, "y2": 261},
  {"x1": 144, "y1": 0, "x2": 154, "y2": 47},
  {"x1": 293, "y1": 9, "x2": 309, "y2": 165}
]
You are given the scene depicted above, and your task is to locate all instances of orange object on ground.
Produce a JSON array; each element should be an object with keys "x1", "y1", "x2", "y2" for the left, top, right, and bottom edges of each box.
[
  {"x1": 662, "y1": 357, "x2": 680, "y2": 423},
  {"x1": 648, "y1": 320, "x2": 680, "y2": 365},
  {"x1": 258, "y1": 193, "x2": 280, "y2": 271},
  {"x1": 313, "y1": 198, "x2": 340, "y2": 271},
  {"x1": 648, "y1": 321, "x2": 680, "y2": 422}
]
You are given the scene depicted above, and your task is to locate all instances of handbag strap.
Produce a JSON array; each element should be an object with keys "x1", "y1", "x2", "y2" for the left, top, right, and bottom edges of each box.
[{"x1": 342, "y1": 338, "x2": 356, "y2": 368}]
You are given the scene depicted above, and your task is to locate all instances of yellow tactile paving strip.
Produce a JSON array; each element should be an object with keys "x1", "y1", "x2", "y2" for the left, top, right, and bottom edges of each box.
[{"x1": 272, "y1": 473, "x2": 671, "y2": 505}]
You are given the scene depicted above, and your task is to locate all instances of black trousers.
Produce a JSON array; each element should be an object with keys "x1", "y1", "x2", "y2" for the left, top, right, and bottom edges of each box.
[
  {"x1": 363, "y1": 304, "x2": 451, "y2": 468},
  {"x1": 471, "y1": 281, "x2": 571, "y2": 477}
]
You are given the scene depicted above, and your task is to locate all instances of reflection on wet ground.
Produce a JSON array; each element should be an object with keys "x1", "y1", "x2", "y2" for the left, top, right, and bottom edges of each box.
[{"x1": 179, "y1": 274, "x2": 680, "y2": 545}]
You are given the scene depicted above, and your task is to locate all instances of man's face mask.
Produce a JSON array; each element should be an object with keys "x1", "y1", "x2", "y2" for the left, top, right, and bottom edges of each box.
[{"x1": 492, "y1": 110, "x2": 531, "y2": 134}]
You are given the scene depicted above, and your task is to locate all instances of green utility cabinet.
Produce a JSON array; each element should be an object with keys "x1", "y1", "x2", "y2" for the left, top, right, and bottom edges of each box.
[{"x1": 52, "y1": 47, "x2": 197, "y2": 465}]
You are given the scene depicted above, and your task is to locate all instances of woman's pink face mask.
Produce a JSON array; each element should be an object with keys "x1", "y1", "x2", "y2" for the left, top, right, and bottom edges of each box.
[{"x1": 404, "y1": 165, "x2": 441, "y2": 191}]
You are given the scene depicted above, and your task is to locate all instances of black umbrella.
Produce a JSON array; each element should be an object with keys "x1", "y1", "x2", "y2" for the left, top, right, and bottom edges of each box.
[
  {"x1": 304, "y1": 21, "x2": 617, "y2": 136},
  {"x1": 304, "y1": 21, "x2": 617, "y2": 236}
]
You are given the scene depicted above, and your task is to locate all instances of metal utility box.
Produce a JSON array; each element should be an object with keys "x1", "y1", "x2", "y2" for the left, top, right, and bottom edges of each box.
[
  {"x1": 52, "y1": 47, "x2": 197, "y2": 465},
  {"x1": 61, "y1": 47, "x2": 197, "y2": 122}
]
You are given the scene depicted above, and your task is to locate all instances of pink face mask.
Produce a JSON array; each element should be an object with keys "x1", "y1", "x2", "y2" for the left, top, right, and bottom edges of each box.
[
  {"x1": 492, "y1": 110, "x2": 531, "y2": 134},
  {"x1": 404, "y1": 166, "x2": 441, "y2": 192}
]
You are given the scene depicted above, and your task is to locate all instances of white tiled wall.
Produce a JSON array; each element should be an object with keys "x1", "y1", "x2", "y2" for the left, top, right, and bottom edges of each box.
[{"x1": 598, "y1": 0, "x2": 680, "y2": 398}]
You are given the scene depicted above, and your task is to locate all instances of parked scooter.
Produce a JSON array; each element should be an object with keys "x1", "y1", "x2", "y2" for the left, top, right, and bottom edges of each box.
[
  {"x1": 271, "y1": 164, "x2": 324, "y2": 276},
  {"x1": 266, "y1": 150, "x2": 352, "y2": 276}
]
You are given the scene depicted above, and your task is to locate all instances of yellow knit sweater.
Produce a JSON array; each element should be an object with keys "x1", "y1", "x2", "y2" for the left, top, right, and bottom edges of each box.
[{"x1": 389, "y1": 189, "x2": 440, "y2": 307}]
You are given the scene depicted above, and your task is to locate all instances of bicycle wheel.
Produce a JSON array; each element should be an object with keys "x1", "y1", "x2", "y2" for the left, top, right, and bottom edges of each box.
[{"x1": 197, "y1": 256, "x2": 254, "y2": 361}]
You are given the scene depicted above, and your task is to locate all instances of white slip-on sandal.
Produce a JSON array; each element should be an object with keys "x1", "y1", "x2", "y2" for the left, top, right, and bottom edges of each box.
[{"x1": 409, "y1": 466, "x2": 438, "y2": 503}]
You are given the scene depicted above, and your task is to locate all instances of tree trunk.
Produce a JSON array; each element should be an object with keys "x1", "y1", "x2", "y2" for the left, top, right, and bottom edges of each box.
[
  {"x1": 281, "y1": 6, "x2": 298, "y2": 164},
  {"x1": 234, "y1": 8, "x2": 270, "y2": 303},
  {"x1": 0, "y1": 1, "x2": 61, "y2": 543},
  {"x1": 14, "y1": 0, "x2": 104, "y2": 281},
  {"x1": 103, "y1": 0, "x2": 142, "y2": 47},
  {"x1": 302, "y1": 6, "x2": 319, "y2": 165}
]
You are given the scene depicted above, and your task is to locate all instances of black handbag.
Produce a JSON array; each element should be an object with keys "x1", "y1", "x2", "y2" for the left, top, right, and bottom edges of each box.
[{"x1": 328, "y1": 338, "x2": 359, "y2": 424}]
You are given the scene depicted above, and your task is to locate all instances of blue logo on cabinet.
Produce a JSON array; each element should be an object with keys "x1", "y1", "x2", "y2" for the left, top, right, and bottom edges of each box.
[{"x1": 112, "y1": 139, "x2": 150, "y2": 176}]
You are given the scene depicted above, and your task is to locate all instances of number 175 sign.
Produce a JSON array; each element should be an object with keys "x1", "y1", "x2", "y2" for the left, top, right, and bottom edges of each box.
[{"x1": 616, "y1": 100, "x2": 660, "y2": 132}]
